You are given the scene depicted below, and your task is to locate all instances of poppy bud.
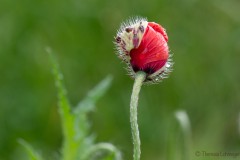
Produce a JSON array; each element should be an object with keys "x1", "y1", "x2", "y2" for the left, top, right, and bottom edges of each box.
[{"x1": 115, "y1": 17, "x2": 173, "y2": 83}]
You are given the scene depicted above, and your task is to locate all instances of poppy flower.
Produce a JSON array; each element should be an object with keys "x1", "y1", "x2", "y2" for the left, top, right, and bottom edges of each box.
[{"x1": 115, "y1": 17, "x2": 173, "y2": 83}]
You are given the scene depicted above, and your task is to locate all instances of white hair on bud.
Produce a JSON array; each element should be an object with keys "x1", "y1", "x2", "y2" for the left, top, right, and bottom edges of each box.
[{"x1": 114, "y1": 17, "x2": 148, "y2": 61}]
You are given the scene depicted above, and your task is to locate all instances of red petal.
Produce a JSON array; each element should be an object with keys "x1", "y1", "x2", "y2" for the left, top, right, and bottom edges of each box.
[
  {"x1": 148, "y1": 22, "x2": 168, "y2": 42},
  {"x1": 130, "y1": 23, "x2": 169, "y2": 74}
]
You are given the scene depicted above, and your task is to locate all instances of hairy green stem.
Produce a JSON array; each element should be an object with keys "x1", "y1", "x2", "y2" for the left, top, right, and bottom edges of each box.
[{"x1": 130, "y1": 71, "x2": 146, "y2": 160}]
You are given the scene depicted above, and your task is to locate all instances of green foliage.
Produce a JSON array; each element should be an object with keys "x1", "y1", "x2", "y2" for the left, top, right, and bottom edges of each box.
[
  {"x1": 18, "y1": 139, "x2": 43, "y2": 160},
  {"x1": 1, "y1": 0, "x2": 240, "y2": 159},
  {"x1": 20, "y1": 49, "x2": 121, "y2": 160}
]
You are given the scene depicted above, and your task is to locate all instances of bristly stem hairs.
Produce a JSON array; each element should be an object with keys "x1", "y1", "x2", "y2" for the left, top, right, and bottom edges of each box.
[{"x1": 130, "y1": 71, "x2": 146, "y2": 160}]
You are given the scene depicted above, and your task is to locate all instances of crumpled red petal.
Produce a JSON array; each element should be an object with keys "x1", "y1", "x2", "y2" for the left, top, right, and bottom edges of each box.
[{"x1": 130, "y1": 22, "x2": 169, "y2": 74}]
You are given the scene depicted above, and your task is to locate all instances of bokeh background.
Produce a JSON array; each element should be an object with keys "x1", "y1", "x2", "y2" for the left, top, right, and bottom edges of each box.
[{"x1": 0, "y1": 0, "x2": 240, "y2": 159}]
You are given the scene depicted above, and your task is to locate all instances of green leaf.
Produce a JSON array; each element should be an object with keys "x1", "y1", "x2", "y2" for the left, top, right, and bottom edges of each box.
[
  {"x1": 47, "y1": 48, "x2": 76, "y2": 160},
  {"x1": 47, "y1": 48, "x2": 119, "y2": 160},
  {"x1": 80, "y1": 143, "x2": 122, "y2": 160},
  {"x1": 73, "y1": 75, "x2": 113, "y2": 137},
  {"x1": 18, "y1": 139, "x2": 43, "y2": 160},
  {"x1": 73, "y1": 76, "x2": 113, "y2": 159},
  {"x1": 47, "y1": 48, "x2": 72, "y2": 136},
  {"x1": 74, "y1": 75, "x2": 113, "y2": 114}
]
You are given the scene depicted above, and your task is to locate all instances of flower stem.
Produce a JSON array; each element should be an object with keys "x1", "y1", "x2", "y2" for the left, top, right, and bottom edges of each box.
[{"x1": 130, "y1": 71, "x2": 146, "y2": 160}]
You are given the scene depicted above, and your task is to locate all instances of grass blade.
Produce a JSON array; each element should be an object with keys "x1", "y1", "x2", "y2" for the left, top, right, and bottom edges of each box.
[{"x1": 175, "y1": 110, "x2": 192, "y2": 160}]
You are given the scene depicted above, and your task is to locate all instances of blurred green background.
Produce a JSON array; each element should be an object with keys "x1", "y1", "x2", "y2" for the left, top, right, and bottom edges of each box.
[{"x1": 0, "y1": 0, "x2": 240, "y2": 159}]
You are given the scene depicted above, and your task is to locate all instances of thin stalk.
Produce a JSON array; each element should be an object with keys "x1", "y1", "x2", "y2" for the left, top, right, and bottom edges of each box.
[{"x1": 130, "y1": 71, "x2": 146, "y2": 160}]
